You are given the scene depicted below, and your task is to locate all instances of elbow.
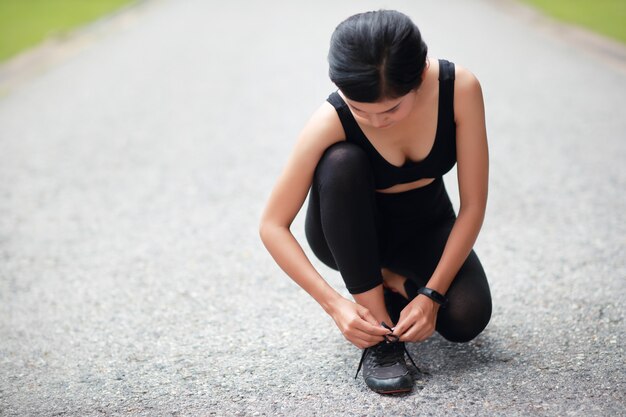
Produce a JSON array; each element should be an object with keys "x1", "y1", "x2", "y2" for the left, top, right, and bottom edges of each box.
[
  {"x1": 458, "y1": 203, "x2": 486, "y2": 226},
  {"x1": 460, "y1": 203, "x2": 486, "y2": 218},
  {"x1": 259, "y1": 221, "x2": 270, "y2": 245},
  {"x1": 259, "y1": 219, "x2": 282, "y2": 247},
  {"x1": 458, "y1": 196, "x2": 487, "y2": 217}
]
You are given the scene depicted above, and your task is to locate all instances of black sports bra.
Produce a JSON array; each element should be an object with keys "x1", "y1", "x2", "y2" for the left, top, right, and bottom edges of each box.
[{"x1": 327, "y1": 59, "x2": 457, "y2": 190}]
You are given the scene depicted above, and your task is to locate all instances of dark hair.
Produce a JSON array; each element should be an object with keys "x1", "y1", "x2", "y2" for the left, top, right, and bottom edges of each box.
[{"x1": 328, "y1": 10, "x2": 428, "y2": 102}]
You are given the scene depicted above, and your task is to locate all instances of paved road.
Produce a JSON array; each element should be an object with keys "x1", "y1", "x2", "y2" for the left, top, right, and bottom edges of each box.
[{"x1": 1, "y1": 0, "x2": 624, "y2": 415}]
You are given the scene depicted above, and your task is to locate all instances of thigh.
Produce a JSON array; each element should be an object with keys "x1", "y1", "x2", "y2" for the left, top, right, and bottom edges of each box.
[
  {"x1": 304, "y1": 183, "x2": 338, "y2": 270},
  {"x1": 384, "y1": 221, "x2": 454, "y2": 285},
  {"x1": 304, "y1": 141, "x2": 381, "y2": 276}
]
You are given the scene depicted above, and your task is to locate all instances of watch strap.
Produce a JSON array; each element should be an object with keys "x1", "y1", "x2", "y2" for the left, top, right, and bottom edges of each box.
[{"x1": 417, "y1": 287, "x2": 448, "y2": 308}]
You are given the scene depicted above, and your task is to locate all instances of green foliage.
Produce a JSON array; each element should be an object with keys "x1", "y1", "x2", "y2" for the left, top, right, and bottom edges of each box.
[
  {"x1": 0, "y1": 0, "x2": 134, "y2": 62},
  {"x1": 522, "y1": 0, "x2": 626, "y2": 44}
]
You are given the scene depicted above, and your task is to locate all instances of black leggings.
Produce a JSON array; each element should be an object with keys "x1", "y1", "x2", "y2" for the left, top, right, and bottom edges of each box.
[{"x1": 305, "y1": 142, "x2": 492, "y2": 343}]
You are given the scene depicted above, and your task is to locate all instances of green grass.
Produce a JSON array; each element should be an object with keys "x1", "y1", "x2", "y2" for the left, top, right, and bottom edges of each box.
[
  {"x1": 522, "y1": 0, "x2": 626, "y2": 44},
  {"x1": 0, "y1": 0, "x2": 135, "y2": 62}
]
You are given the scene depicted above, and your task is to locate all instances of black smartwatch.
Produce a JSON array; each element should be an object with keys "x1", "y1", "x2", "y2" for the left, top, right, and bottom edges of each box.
[{"x1": 417, "y1": 287, "x2": 448, "y2": 308}]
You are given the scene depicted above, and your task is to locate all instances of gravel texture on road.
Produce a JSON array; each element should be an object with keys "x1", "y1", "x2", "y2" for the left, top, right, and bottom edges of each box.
[{"x1": 1, "y1": 0, "x2": 624, "y2": 415}]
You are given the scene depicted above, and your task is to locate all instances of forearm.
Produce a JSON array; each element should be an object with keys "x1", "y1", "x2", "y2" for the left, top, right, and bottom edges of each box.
[
  {"x1": 259, "y1": 223, "x2": 343, "y2": 313},
  {"x1": 426, "y1": 206, "x2": 485, "y2": 294}
]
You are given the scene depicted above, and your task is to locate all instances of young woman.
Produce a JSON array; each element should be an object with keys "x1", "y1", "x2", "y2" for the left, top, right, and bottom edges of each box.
[{"x1": 259, "y1": 10, "x2": 492, "y2": 394}]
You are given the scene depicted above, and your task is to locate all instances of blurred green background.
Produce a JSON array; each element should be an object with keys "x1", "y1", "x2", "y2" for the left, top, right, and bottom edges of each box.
[
  {"x1": 0, "y1": 0, "x2": 624, "y2": 64},
  {"x1": 522, "y1": 0, "x2": 626, "y2": 43},
  {"x1": 0, "y1": 0, "x2": 134, "y2": 62}
]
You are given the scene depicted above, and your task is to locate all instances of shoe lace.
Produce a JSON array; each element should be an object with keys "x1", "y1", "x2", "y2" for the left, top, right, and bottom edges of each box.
[{"x1": 354, "y1": 322, "x2": 421, "y2": 379}]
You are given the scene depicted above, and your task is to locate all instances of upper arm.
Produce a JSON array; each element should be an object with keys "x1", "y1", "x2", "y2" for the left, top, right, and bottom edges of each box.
[
  {"x1": 454, "y1": 66, "x2": 489, "y2": 212},
  {"x1": 260, "y1": 102, "x2": 345, "y2": 228}
]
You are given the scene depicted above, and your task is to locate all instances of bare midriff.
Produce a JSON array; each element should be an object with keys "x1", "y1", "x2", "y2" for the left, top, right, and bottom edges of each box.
[{"x1": 376, "y1": 177, "x2": 436, "y2": 194}]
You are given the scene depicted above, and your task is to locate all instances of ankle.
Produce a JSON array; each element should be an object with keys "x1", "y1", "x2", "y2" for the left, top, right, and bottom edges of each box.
[
  {"x1": 352, "y1": 284, "x2": 395, "y2": 327},
  {"x1": 381, "y1": 268, "x2": 409, "y2": 300}
]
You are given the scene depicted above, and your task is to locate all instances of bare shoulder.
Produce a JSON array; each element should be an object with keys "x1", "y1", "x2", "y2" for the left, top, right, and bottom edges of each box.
[
  {"x1": 453, "y1": 64, "x2": 485, "y2": 122},
  {"x1": 297, "y1": 101, "x2": 345, "y2": 151},
  {"x1": 454, "y1": 65, "x2": 483, "y2": 96},
  {"x1": 260, "y1": 100, "x2": 345, "y2": 227},
  {"x1": 452, "y1": 64, "x2": 488, "y2": 206}
]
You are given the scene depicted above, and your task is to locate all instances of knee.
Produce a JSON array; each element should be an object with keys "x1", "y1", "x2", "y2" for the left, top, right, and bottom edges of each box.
[
  {"x1": 437, "y1": 253, "x2": 492, "y2": 343},
  {"x1": 436, "y1": 297, "x2": 492, "y2": 343},
  {"x1": 315, "y1": 142, "x2": 372, "y2": 192}
]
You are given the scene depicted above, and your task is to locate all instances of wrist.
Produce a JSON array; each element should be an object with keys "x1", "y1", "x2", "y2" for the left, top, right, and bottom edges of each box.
[
  {"x1": 417, "y1": 295, "x2": 442, "y2": 315},
  {"x1": 417, "y1": 287, "x2": 448, "y2": 309},
  {"x1": 320, "y1": 291, "x2": 344, "y2": 315}
]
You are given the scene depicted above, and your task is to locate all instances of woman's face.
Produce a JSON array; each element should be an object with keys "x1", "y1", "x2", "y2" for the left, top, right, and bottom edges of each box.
[{"x1": 343, "y1": 90, "x2": 417, "y2": 129}]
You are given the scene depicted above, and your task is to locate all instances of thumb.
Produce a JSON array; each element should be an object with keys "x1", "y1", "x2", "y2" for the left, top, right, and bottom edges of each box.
[
  {"x1": 358, "y1": 306, "x2": 379, "y2": 327},
  {"x1": 393, "y1": 315, "x2": 407, "y2": 337}
]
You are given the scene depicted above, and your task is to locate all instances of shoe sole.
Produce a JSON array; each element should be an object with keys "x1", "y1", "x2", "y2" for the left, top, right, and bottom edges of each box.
[{"x1": 374, "y1": 387, "x2": 412, "y2": 395}]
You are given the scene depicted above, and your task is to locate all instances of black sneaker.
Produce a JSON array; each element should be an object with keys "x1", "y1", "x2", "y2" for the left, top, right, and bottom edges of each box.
[{"x1": 354, "y1": 323, "x2": 419, "y2": 394}]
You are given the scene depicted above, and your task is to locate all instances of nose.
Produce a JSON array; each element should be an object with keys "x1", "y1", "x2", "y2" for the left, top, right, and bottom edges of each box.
[{"x1": 370, "y1": 114, "x2": 388, "y2": 128}]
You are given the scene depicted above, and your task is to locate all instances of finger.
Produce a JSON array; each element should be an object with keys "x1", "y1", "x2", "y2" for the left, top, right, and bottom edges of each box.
[
  {"x1": 393, "y1": 315, "x2": 410, "y2": 337},
  {"x1": 350, "y1": 328, "x2": 385, "y2": 345},
  {"x1": 398, "y1": 324, "x2": 419, "y2": 342},
  {"x1": 357, "y1": 319, "x2": 392, "y2": 336},
  {"x1": 416, "y1": 326, "x2": 435, "y2": 342},
  {"x1": 356, "y1": 308, "x2": 391, "y2": 335},
  {"x1": 358, "y1": 307, "x2": 380, "y2": 328},
  {"x1": 348, "y1": 336, "x2": 369, "y2": 349},
  {"x1": 349, "y1": 333, "x2": 383, "y2": 349},
  {"x1": 399, "y1": 319, "x2": 430, "y2": 342},
  {"x1": 399, "y1": 323, "x2": 434, "y2": 343},
  {"x1": 360, "y1": 336, "x2": 387, "y2": 348}
]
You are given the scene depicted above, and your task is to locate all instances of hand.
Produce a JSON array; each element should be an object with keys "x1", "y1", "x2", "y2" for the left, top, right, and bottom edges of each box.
[
  {"x1": 393, "y1": 295, "x2": 440, "y2": 342},
  {"x1": 328, "y1": 297, "x2": 390, "y2": 349}
]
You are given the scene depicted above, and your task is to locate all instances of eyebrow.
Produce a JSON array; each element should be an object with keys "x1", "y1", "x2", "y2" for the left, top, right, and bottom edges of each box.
[{"x1": 350, "y1": 102, "x2": 402, "y2": 114}]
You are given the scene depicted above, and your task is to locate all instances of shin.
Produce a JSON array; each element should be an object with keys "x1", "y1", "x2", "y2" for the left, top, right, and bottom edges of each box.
[{"x1": 353, "y1": 284, "x2": 394, "y2": 327}]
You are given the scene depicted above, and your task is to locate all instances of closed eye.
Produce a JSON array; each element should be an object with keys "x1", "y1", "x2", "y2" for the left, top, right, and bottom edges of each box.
[
  {"x1": 351, "y1": 103, "x2": 401, "y2": 115},
  {"x1": 385, "y1": 107, "x2": 399, "y2": 114}
]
